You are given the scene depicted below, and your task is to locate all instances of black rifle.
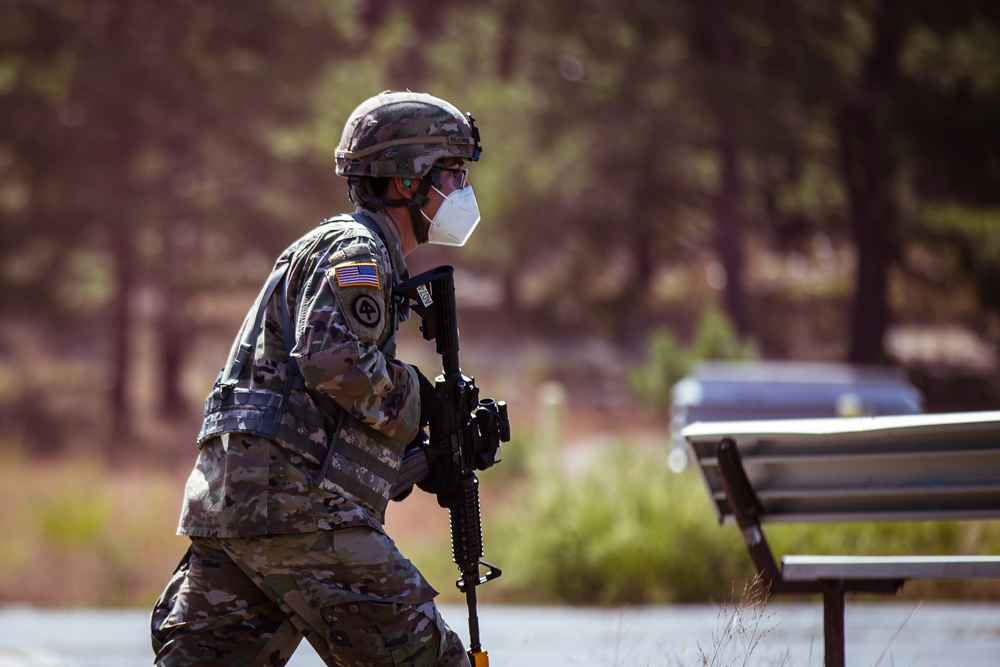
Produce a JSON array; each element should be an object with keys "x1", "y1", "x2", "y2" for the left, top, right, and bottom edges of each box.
[{"x1": 392, "y1": 266, "x2": 510, "y2": 667}]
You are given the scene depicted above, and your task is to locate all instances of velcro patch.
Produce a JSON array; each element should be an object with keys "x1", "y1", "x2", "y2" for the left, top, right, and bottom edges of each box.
[{"x1": 334, "y1": 262, "x2": 380, "y2": 288}]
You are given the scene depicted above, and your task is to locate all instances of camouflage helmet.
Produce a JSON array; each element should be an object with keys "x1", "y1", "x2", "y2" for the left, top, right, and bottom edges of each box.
[{"x1": 335, "y1": 91, "x2": 482, "y2": 179}]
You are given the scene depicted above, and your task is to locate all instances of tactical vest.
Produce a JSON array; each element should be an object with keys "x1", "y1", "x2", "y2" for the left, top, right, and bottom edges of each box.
[{"x1": 197, "y1": 213, "x2": 407, "y2": 515}]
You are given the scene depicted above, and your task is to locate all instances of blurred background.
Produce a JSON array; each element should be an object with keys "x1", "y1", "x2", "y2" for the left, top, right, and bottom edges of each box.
[{"x1": 2, "y1": 0, "x2": 1000, "y2": 611}]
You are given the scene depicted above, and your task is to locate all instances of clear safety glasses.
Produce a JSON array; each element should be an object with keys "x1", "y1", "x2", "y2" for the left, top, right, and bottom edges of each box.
[{"x1": 430, "y1": 165, "x2": 469, "y2": 191}]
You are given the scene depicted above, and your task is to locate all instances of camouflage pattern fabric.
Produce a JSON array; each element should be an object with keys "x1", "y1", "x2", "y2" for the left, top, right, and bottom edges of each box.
[
  {"x1": 157, "y1": 209, "x2": 458, "y2": 663},
  {"x1": 151, "y1": 529, "x2": 469, "y2": 666},
  {"x1": 336, "y1": 91, "x2": 480, "y2": 179},
  {"x1": 180, "y1": 209, "x2": 420, "y2": 538}
]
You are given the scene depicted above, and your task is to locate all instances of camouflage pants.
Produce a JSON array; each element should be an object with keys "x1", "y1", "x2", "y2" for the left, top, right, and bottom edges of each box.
[{"x1": 151, "y1": 528, "x2": 469, "y2": 666}]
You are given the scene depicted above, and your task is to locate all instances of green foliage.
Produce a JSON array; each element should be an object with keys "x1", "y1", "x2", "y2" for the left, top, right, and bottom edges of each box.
[
  {"x1": 0, "y1": 0, "x2": 346, "y2": 314},
  {"x1": 34, "y1": 491, "x2": 109, "y2": 551},
  {"x1": 768, "y1": 519, "x2": 1000, "y2": 600},
  {"x1": 922, "y1": 204, "x2": 1000, "y2": 265},
  {"x1": 691, "y1": 307, "x2": 759, "y2": 362},
  {"x1": 628, "y1": 305, "x2": 757, "y2": 412},
  {"x1": 0, "y1": 452, "x2": 189, "y2": 606},
  {"x1": 3, "y1": 438, "x2": 1000, "y2": 607},
  {"x1": 5, "y1": 0, "x2": 1000, "y2": 437},
  {"x1": 480, "y1": 441, "x2": 1000, "y2": 606},
  {"x1": 626, "y1": 329, "x2": 692, "y2": 413},
  {"x1": 476, "y1": 429, "x2": 534, "y2": 486},
  {"x1": 489, "y1": 445, "x2": 753, "y2": 605},
  {"x1": 768, "y1": 519, "x2": 979, "y2": 561}
]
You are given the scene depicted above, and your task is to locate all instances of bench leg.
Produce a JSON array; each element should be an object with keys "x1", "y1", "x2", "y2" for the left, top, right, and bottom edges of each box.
[{"x1": 823, "y1": 586, "x2": 845, "y2": 667}]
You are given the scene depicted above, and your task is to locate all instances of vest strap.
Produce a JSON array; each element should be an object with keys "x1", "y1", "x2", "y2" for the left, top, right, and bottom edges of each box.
[{"x1": 215, "y1": 261, "x2": 290, "y2": 399}]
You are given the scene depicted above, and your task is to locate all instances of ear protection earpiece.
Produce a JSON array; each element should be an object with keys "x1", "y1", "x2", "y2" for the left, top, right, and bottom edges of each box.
[{"x1": 402, "y1": 179, "x2": 412, "y2": 187}]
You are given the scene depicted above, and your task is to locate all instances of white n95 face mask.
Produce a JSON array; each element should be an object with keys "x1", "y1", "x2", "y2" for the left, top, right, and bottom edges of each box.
[{"x1": 423, "y1": 185, "x2": 481, "y2": 246}]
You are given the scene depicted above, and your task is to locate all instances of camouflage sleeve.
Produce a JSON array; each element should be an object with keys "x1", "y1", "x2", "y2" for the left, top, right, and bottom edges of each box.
[{"x1": 291, "y1": 236, "x2": 420, "y2": 444}]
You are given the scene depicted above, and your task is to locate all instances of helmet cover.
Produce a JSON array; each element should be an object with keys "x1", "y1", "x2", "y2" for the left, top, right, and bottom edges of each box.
[{"x1": 335, "y1": 91, "x2": 482, "y2": 179}]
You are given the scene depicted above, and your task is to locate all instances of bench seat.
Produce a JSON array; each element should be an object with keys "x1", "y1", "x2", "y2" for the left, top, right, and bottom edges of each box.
[
  {"x1": 782, "y1": 554, "x2": 1000, "y2": 581},
  {"x1": 683, "y1": 411, "x2": 1000, "y2": 667}
]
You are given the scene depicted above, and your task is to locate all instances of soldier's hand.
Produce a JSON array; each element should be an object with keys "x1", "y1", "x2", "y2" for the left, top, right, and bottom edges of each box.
[
  {"x1": 417, "y1": 455, "x2": 461, "y2": 508},
  {"x1": 412, "y1": 366, "x2": 442, "y2": 428}
]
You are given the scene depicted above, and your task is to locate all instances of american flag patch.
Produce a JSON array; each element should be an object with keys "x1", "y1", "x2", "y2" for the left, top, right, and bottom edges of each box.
[{"x1": 334, "y1": 262, "x2": 380, "y2": 288}]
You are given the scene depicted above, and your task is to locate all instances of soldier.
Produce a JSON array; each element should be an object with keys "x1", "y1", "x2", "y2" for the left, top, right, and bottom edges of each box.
[{"x1": 151, "y1": 91, "x2": 484, "y2": 666}]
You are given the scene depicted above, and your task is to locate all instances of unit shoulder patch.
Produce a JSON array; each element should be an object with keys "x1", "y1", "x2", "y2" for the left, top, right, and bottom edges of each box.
[{"x1": 352, "y1": 294, "x2": 382, "y2": 328}]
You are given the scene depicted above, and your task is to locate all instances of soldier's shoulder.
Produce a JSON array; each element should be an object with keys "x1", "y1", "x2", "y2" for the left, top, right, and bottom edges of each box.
[
  {"x1": 320, "y1": 214, "x2": 383, "y2": 242},
  {"x1": 282, "y1": 216, "x2": 381, "y2": 266}
]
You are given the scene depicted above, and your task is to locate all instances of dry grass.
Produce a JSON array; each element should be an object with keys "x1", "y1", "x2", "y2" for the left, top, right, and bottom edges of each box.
[
  {"x1": 696, "y1": 575, "x2": 785, "y2": 667},
  {"x1": 0, "y1": 448, "x2": 190, "y2": 607}
]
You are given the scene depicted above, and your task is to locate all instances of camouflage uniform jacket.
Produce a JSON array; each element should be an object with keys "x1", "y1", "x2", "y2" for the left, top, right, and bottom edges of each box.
[{"x1": 178, "y1": 209, "x2": 420, "y2": 537}]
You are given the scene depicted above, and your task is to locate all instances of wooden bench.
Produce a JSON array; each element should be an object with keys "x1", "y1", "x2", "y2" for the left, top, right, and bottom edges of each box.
[{"x1": 682, "y1": 411, "x2": 1000, "y2": 667}]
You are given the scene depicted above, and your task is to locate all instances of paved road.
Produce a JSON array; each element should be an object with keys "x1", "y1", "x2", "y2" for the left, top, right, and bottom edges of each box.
[{"x1": 1, "y1": 602, "x2": 998, "y2": 666}]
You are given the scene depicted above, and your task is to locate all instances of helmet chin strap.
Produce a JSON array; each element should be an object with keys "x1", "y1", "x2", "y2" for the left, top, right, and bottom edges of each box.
[{"x1": 405, "y1": 177, "x2": 434, "y2": 245}]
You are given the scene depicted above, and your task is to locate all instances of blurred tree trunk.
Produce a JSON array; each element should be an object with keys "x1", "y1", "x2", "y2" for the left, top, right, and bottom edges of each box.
[
  {"x1": 838, "y1": 0, "x2": 904, "y2": 364},
  {"x1": 2, "y1": 0, "x2": 343, "y2": 451},
  {"x1": 495, "y1": 0, "x2": 524, "y2": 80},
  {"x1": 110, "y1": 229, "x2": 135, "y2": 434},
  {"x1": 703, "y1": 0, "x2": 748, "y2": 335},
  {"x1": 157, "y1": 128, "x2": 194, "y2": 418},
  {"x1": 157, "y1": 226, "x2": 185, "y2": 417},
  {"x1": 714, "y1": 120, "x2": 746, "y2": 336}
]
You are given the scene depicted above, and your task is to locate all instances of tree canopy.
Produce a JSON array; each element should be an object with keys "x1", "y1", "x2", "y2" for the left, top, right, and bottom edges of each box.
[{"x1": 2, "y1": 0, "x2": 999, "y2": 443}]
